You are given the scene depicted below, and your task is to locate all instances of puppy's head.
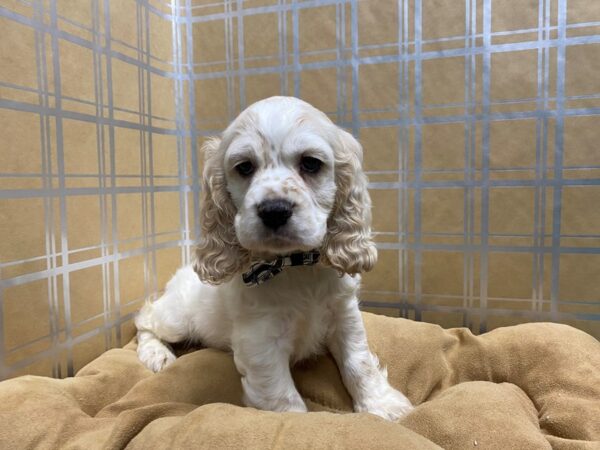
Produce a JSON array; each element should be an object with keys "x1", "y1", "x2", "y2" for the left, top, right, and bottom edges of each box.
[{"x1": 194, "y1": 96, "x2": 377, "y2": 284}]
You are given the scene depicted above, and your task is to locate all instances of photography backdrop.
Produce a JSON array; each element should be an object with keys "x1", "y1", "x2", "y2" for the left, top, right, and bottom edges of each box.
[{"x1": 1, "y1": 0, "x2": 599, "y2": 379}]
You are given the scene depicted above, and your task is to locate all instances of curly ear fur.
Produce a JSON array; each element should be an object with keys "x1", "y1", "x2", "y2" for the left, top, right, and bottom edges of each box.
[
  {"x1": 193, "y1": 137, "x2": 249, "y2": 284},
  {"x1": 321, "y1": 128, "x2": 378, "y2": 274}
]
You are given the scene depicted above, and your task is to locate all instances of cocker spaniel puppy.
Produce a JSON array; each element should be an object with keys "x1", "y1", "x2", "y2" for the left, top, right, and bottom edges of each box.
[{"x1": 135, "y1": 96, "x2": 413, "y2": 420}]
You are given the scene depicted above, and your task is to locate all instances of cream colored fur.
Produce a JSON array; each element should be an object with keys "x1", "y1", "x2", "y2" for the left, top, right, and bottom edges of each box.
[{"x1": 135, "y1": 96, "x2": 413, "y2": 420}]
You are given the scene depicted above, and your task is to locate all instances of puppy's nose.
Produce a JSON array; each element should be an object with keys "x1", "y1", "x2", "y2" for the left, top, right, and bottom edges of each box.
[{"x1": 257, "y1": 199, "x2": 293, "y2": 230}]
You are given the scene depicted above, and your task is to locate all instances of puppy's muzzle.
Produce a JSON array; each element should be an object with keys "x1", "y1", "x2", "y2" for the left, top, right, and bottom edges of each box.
[{"x1": 257, "y1": 199, "x2": 293, "y2": 230}]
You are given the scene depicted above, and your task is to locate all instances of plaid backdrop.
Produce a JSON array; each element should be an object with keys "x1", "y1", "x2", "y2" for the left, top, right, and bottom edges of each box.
[{"x1": 1, "y1": 0, "x2": 599, "y2": 379}]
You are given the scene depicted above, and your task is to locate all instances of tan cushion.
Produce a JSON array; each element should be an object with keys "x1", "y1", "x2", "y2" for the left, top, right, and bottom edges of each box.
[{"x1": 0, "y1": 313, "x2": 598, "y2": 449}]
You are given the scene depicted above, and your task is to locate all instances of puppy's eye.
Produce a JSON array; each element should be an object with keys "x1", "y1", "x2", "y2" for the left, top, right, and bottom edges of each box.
[
  {"x1": 235, "y1": 161, "x2": 255, "y2": 177},
  {"x1": 300, "y1": 156, "x2": 322, "y2": 174}
]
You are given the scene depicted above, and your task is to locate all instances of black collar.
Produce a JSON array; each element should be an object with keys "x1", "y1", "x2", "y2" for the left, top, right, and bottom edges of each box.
[{"x1": 242, "y1": 250, "x2": 320, "y2": 287}]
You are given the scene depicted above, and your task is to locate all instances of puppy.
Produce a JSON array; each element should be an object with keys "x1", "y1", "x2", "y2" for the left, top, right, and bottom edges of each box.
[{"x1": 135, "y1": 96, "x2": 413, "y2": 420}]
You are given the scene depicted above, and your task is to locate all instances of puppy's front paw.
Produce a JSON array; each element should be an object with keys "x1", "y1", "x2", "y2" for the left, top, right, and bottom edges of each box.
[
  {"x1": 357, "y1": 388, "x2": 414, "y2": 421},
  {"x1": 137, "y1": 340, "x2": 176, "y2": 372},
  {"x1": 241, "y1": 377, "x2": 308, "y2": 413}
]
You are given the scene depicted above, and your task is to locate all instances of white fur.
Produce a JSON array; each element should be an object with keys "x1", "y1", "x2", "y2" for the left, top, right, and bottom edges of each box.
[{"x1": 135, "y1": 96, "x2": 413, "y2": 420}]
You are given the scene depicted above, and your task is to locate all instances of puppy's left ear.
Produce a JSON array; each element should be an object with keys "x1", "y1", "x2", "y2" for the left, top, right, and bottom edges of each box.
[
  {"x1": 193, "y1": 137, "x2": 249, "y2": 284},
  {"x1": 321, "y1": 128, "x2": 377, "y2": 274}
]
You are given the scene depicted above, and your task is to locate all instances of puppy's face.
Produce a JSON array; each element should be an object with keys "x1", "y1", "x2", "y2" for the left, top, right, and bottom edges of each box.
[
  {"x1": 223, "y1": 99, "x2": 337, "y2": 255},
  {"x1": 195, "y1": 96, "x2": 377, "y2": 284}
]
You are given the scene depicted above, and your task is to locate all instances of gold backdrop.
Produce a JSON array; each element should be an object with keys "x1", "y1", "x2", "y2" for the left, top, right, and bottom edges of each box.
[{"x1": 0, "y1": 0, "x2": 599, "y2": 379}]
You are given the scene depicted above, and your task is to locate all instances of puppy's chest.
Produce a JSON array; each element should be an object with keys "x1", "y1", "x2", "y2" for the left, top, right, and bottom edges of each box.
[
  {"x1": 237, "y1": 266, "x2": 355, "y2": 362},
  {"x1": 284, "y1": 295, "x2": 336, "y2": 362},
  {"x1": 257, "y1": 280, "x2": 339, "y2": 362}
]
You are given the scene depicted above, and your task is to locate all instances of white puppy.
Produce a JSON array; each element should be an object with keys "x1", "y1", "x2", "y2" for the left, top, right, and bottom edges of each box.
[{"x1": 135, "y1": 96, "x2": 413, "y2": 420}]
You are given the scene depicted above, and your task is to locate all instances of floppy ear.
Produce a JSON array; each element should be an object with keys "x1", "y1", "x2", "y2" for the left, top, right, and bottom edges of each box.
[
  {"x1": 193, "y1": 137, "x2": 249, "y2": 284},
  {"x1": 321, "y1": 128, "x2": 378, "y2": 274}
]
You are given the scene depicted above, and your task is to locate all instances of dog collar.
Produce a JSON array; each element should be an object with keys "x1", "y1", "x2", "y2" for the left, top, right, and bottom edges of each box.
[{"x1": 242, "y1": 250, "x2": 320, "y2": 287}]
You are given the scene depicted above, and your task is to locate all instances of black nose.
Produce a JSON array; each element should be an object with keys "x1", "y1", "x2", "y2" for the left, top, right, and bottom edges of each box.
[{"x1": 257, "y1": 199, "x2": 293, "y2": 230}]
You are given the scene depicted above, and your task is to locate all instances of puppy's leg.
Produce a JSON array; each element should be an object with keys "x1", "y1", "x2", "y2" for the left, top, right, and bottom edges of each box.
[
  {"x1": 327, "y1": 298, "x2": 413, "y2": 421},
  {"x1": 232, "y1": 320, "x2": 307, "y2": 413},
  {"x1": 135, "y1": 293, "x2": 186, "y2": 373},
  {"x1": 136, "y1": 331, "x2": 176, "y2": 373}
]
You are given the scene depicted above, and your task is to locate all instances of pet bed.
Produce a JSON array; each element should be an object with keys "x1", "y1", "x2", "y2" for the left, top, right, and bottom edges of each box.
[{"x1": 0, "y1": 313, "x2": 598, "y2": 449}]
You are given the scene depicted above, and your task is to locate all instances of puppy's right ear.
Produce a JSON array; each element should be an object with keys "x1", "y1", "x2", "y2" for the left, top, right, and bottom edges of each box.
[
  {"x1": 193, "y1": 137, "x2": 249, "y2": 284},
  {"x1": 320, "y1": 128, "x2": 377, "y2": 275}
]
